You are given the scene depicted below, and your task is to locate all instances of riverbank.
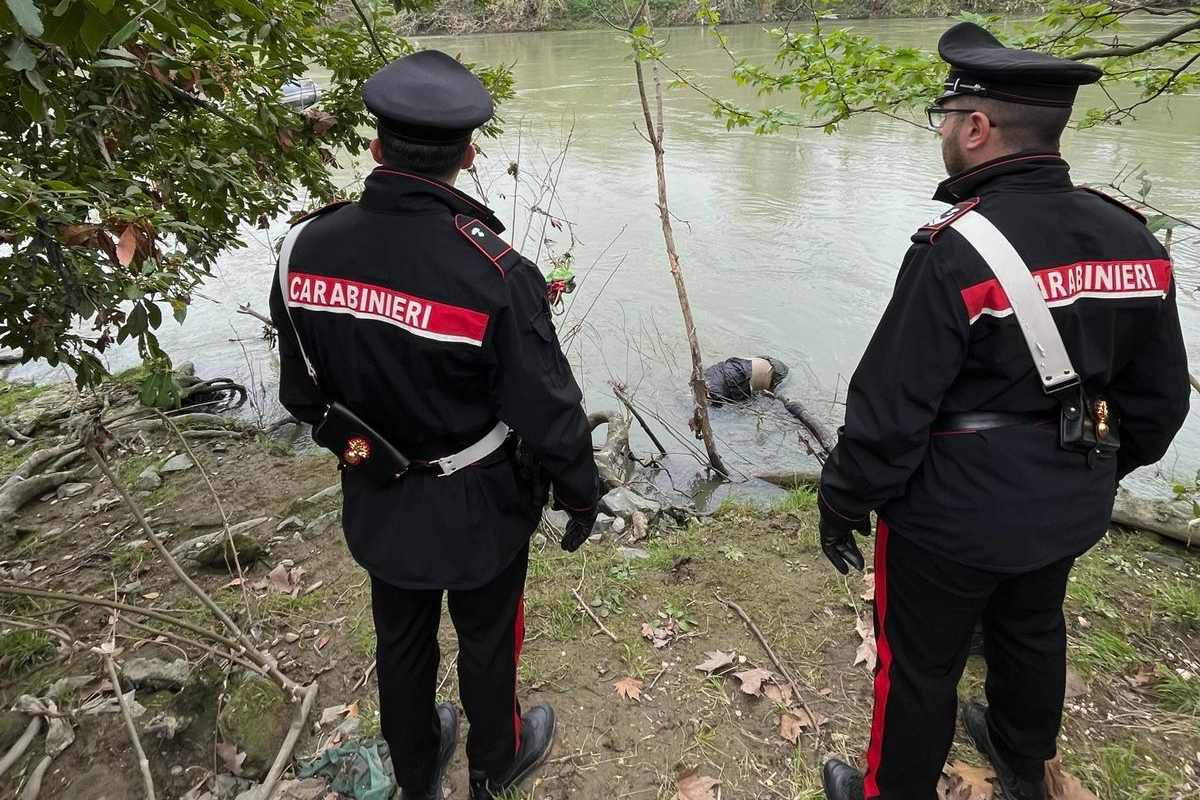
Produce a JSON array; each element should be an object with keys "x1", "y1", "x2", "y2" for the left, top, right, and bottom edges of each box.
[
  {"x1": 0, "y1": 383, "x2": 1198, "y2": 798},
  {"x1": 336, "y1": 0, "x2": 1045, "y2": 36}
]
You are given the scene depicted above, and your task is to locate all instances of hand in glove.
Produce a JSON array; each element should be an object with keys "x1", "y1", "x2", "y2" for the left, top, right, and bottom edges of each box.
[
  {"x1": 817, "y1": 494, "x2": 871, "y2": 575},
  {"x1": 560, "y1": 505, "x2": 599, "y2": 553}
]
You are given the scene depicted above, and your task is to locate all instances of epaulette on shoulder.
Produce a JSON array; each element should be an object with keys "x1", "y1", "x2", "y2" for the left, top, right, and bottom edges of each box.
[
  {"x1": 911, "y1": 198, "x2": 980, "y2": 244},
  {"x1": 455, "y1": 214, "x2": 522, "y2": 278},
  {"x1": 1077, "y1": 187, "x2": 1147, "y2": 224},
  {"x1": 290, "y1": 200, "x2": 352, "y2": 225}
]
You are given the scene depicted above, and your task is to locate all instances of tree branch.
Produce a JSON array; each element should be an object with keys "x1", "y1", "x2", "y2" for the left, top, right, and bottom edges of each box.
[{"x1": 1069, "y1": 18, "x2": 1200, "y2": 59}]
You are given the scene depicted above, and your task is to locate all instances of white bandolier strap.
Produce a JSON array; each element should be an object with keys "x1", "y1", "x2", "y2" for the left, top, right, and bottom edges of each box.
[
  {"x1": 276, "y1": 219, "x2": 510, "y2": 476},
  {"x1": 948, "y1": 210, "x2": 1080, "y2": 393},
  {"x1": 431, "y1": 421, "x2": 510, "y2": 477},
  {"x1": 277, "y1": 218, "x2": 319, "y2": 382}
]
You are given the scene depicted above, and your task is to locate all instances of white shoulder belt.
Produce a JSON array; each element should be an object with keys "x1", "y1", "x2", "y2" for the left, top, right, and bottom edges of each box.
[{"x1": 946, "y1": 210, "x2": 1079, "y2": 395}]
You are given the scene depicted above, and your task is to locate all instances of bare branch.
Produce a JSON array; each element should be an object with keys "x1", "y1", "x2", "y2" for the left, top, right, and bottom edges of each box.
[{"x1": 1069, "y1": 18, "x2": 1200, "y2": 59}]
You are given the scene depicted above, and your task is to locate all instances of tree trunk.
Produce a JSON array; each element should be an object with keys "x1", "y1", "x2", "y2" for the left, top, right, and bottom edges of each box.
[{"x1": 632, "y1": 54, "x2": 726, "y2": 477}]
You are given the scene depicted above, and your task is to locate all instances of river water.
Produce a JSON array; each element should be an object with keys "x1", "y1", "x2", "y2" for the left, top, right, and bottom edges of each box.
[{"x1": 10, "y1": 18, "x2": 1199, "y2": 500}]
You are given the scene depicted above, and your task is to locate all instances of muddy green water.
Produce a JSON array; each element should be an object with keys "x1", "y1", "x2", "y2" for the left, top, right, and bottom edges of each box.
[{"x1": 12, "y1": 19, "x2": 1199, "y2": 498}]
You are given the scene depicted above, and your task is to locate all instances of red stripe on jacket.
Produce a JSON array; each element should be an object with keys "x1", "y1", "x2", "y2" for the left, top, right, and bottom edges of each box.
[{"x1": 960, "y1": 259, "x2": 1172, "y2": 323}]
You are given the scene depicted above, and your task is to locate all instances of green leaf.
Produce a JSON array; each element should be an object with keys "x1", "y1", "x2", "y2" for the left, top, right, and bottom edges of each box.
[
  {"x1": 94, "y1": 58, "x2": 136, "y2": 68},
  {"x1": 107, "y1": 14, "x2": 142, "y2": 48},
  {"x1": 1145, "y1": 215, "x2": 1177, "y2": 234},
  {"x1": 5, "y1": 0, "x2": 44, "y2": 37},
  {"x1": 79, "y1": 9, "x2": 114, "y2": 54},
  {"x1": 172, "y1": 302, "x2": 187, "y2": 325},
  {"x1": 93, "y1": 0, "x2": 116, "y2": 12},
  {"x1": 18, "y1": 80, "x2": 43, "y2": 120},
  {"x1": 146, "y1": 301, "x2": 162, "y2": 329},
  {"x1": 4, "y1": 39, "x2": 37, "y2": 72},
  {"x1": 23, "y1": 67, "x2": 47, "y2": 94}
]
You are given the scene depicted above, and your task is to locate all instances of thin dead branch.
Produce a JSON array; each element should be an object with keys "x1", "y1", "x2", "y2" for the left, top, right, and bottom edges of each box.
[
  {"x1": 571, "y1": 587, "x2": 619, "y2": 642},
  {"x1": 254, "y1": 683, "x2": 319, "y2": 800},
  {"x1": 101, "y1": 651, "x2": 156, "y2": 800}
]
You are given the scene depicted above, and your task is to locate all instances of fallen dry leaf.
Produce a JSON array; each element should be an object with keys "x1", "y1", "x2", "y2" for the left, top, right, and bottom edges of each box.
[
  {"x1": 1044, "y1": 756, "x2": 1099, "y2": 800},
  {"x1": 937, "y1": 761, "x2": 994, "y2": 800},
  {"x1": 779, "y1": 712, "x2": 805, "y2": 744},
  {"x1": 854, "y1": 614, "x2": 878, "y2": 671},
  {"x1": 763, "y1": 682, "x2": 794, "y2": 707},
  {"x1": 733, "y1": 667, "x2": 773, "y2": 696},
  {"x1": 614, "y1": 676, "x2": 643, "y2": 702},
  {"x1": 268, "y1": 563, "x2": 294, "y2": 594},
  {"x1": 141, "y1": 592, "x2": 160, "y2": 600},
  {"x1": 641, "y1": 620, "x2": 676, "y2": 649},
  {"x1": 316, "y1": 634, "x2": 331, "y2": 652},
  {"x1": 1124, "y1": 664, "x2": 1157, "y2": 689},
  {"x1": 675, "y1": 768, "x2": 720, "y2": 800},
  {"x1": 694, "y1": 650, "x2": 735, "y2": 674},
  {"x1": 778, "y1": 709, "x2": 825, "y2": 743},
  {"x1": 216, "y1": 741, "x2": 246, "y2": 776},
  {"x1": 861, "y1": 570, "x2": 876, "y2": 602}
]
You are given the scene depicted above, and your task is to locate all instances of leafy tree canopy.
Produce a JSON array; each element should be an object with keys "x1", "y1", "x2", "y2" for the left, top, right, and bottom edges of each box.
[
  {"x1": 628, "y1": 1, "x2": 1199, "y2": 133},
  {"x1": 0, "y1": 0, "x2": 512, "y2": 405}
]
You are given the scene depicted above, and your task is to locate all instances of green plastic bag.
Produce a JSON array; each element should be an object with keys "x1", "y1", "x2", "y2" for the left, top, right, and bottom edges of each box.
[{"x1": 299, "y1": 738, "x2": 394, "y2": 800}]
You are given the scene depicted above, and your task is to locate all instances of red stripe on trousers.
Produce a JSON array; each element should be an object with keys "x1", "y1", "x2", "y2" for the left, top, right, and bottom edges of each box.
[
  {"x1": 863, "y1": 520, "x2": 893, "y2": 798},
  {"x1": 513, "y1": 592, "x2": 525, "y2": 752}
]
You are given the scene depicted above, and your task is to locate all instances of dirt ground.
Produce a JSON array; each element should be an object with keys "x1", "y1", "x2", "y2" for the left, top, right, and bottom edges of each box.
[{"x1": 2, "y1": 429, "x2": 1200, "y2": 799}]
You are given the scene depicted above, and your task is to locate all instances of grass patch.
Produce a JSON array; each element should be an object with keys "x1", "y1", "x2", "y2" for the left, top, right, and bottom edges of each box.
[
  {"x1": 0, "y1": 630, "x2": 57, "y2": 677},
  {"x1": 774, "y1": 487, "x2": 817, "y2": 513},
  {"x1": 1070, "y1": 743, "x2": 1180, "y2": 800},
  {"x1": 1151, "y1": 666, "x2": 1200, "y2": 715},
  {"x1": 0, "y1": 381, "x2": 49, "y2": 416},
  {"x1": 1071, "y1": 628, "x2": 1139, "y2": 675},
  {"x1": 1154, "y1": 582, "x2": 1200, "y2": 629}
]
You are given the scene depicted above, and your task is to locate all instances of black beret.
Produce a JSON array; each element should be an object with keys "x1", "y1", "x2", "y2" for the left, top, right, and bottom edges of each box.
[
  {"x1": 363, "y1": 50, "x2": 494, "y2": 144},
  {"x1": 937, "y1": 22, "x2": 1102, "y2": 108}
]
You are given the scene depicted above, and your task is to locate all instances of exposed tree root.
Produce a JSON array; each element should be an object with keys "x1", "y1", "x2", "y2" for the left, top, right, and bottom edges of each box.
[
  {"x1": 1111, "y1": 487, "x2": 1197, "y2": 546},
  {"x1": 589, "y1": 410, "x2": 631, "y2": 489},
  {"x1": 754, "y1": 470, "x2": 822, "y2": 491},
  {"x1": 0, "y1": 467, "x2": 89, "y2": 522},
  {"x1": 102, "y1": 652, "x2": 156, "y2": 800},
  {"x1": 20, "y1": 754, "x2": 52, "y2": 800},
  {"x1": 0, "y1": 717, "x2": 42, "y2": 779}
]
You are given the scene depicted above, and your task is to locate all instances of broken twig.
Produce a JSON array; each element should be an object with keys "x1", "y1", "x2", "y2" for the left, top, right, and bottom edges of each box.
[
  {"x1": 571, "y1": 587, "x2": 619, "y2": 643},
  {"x1": 102, "y1": 652, "x2": 156, "y2": 800}
]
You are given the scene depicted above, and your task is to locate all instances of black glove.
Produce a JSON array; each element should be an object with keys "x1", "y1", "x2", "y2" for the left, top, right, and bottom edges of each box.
[
  {"x1": 817, "y1": 494, "x2": 871, "y2": 575},
  {"x1": 560, "y1": 505, "x2": 598, "y2": 553}
]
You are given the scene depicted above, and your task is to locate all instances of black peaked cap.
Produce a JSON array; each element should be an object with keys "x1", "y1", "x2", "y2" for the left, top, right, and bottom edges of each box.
[
  {"x1": 363, "y1": 50, "x2": 494, "y2": 144},
  {"x1": 937, "y1": 22, "x2": 1102, "y2": 108}
]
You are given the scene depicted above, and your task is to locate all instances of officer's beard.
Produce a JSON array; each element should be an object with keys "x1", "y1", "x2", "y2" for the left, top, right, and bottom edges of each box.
[{"x1": 941, "y1": 119, "x2": 969, "y2": 177}]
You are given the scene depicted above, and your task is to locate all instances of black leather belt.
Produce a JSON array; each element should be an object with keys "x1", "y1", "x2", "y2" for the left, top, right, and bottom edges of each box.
[{"x1": 933, "y1": 410, "x2": 1057, "y2": 433}]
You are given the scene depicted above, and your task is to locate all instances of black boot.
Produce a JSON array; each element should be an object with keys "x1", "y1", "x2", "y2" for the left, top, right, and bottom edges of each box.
[
  {"x1": 469, "y1": 704, "x2": 556, "y2": 800},
  {"x1": 397, "y1": 703, "x2": 459, "y2": 800},
  {"x1": 961, "y1": 702, "x2": 1046, "y2": 800},
  {"x1": 821, "y1": 758, "x2": 865, "y2": 800}
]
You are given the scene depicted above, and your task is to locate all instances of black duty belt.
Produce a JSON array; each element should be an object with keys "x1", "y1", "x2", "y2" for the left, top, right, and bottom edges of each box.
[
  {"x1": 408, "y1": 445, "x2": 510, "y2": 474},
  {"x1": 933, "y1": 410, "x2": 1058, "y2": 433}
]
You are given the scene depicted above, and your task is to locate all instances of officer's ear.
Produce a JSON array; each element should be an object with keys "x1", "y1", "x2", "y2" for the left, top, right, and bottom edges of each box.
[
  {"x1": 963, "y1": 111, "x2": 996, "y2": 152},
  {"x1": 369, "y1": 138, "x2": 385, "y2": 165},
  {"x1": 460, "y1": 143, "x2": 476, "y2": 171}
]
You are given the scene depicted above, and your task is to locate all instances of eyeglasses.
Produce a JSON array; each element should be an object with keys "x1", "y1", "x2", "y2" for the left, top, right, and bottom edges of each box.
[{"x1": 926, "y1": 106, "x2": 996, "y2": 130}]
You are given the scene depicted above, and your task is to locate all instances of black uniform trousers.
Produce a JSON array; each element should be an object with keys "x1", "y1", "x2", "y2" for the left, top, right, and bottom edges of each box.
[
  {"x1": 863, "y1": 522, "x2": 1075, "y2": 799},
  {"x1": 370, "y1": 546, "x2": 529, "y2": 791}
]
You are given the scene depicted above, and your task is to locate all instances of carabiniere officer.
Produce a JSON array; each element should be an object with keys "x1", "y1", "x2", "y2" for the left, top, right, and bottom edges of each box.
[
  {"x1": 270, "y1": 51, "x2": 601, "y2": 799},
  {"x1": 815, "y1": 23, "x2": 1190, "y2": 800}
]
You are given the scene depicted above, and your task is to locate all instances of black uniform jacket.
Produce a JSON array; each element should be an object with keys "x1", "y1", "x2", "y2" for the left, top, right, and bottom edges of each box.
[
  {"x1": 820, "y1": 153, "x2": 1190, "y2": 573},
  {"x1": 270, "y1": 167, "x2": 599, "y2": 590}
]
